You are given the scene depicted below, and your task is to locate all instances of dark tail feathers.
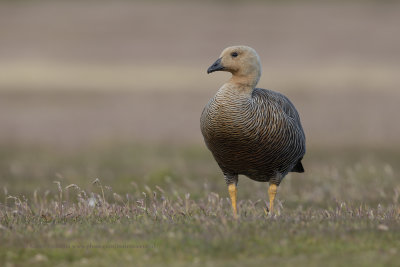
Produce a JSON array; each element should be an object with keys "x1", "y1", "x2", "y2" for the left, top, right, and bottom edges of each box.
[{"x1": 290, "y1": 159, "x2": 304, "y2": 173}]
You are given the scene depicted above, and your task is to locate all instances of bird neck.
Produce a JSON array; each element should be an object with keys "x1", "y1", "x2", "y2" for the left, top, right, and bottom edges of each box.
[
  {"x1": 225, "y1": 74, "x2": 258, "y2": 95},
  {"x1": 229, "y1": 68, "x2": 260, "y2": 90},
  {"x1": 218, "y1": 82, "x2": 253, "y2": 98}
]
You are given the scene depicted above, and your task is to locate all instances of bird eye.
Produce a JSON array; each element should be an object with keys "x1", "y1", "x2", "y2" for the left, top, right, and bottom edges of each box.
[{"x1": 231, "y1": 52, "x2": 238, "y2": 58}]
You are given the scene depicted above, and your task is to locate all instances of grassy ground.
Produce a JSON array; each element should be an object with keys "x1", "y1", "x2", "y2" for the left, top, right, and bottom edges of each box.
[
  {"x1": 1, "y1": 143, "x2": 399, "y2": 266},
  {"x1": 1, "y1": 2, "x2": 400, "y2": 266}
]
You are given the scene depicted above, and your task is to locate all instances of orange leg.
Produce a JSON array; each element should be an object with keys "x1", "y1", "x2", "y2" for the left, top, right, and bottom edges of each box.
[
  {"x1": 268, "y1": 183, "x2": 278, "y2": 214},
  {"x1": 228, "y1": 183, "x2": 238, "y2": 218}
]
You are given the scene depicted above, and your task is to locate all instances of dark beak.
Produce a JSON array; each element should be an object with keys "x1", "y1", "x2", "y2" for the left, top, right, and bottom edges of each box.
[{"x1": 207, "y1": 58, "x2": 224, "y2": 74}]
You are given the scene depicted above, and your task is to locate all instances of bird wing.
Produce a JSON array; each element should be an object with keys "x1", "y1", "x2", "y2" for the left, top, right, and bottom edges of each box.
[{"x1": 252, "y1": 88, "x2": 301, "y2": 122}]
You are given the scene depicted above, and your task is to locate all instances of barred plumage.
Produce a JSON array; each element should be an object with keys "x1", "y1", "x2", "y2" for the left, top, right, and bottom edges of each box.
[{"x1": 200, "y1": 46, "x2": 306, "y2": 216}]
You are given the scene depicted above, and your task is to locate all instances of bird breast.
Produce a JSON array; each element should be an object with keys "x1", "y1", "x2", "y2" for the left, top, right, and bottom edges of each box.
[{"x1": 200, "y1": 86, "x2": 305, "y2": 180}]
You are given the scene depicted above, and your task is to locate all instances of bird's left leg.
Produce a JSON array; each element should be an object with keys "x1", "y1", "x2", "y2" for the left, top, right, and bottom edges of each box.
[
  {"x1": 268, "y1": 183, "x2": 278, "y2": 214},
  {"x1": 225, "y1": 174, "x2": 238, "y2": 218}
]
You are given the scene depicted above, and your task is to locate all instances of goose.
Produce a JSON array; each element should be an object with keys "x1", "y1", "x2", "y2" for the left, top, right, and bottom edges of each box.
[{"x1": 200, "y1": 46, "x2": 306, "y2": 217}]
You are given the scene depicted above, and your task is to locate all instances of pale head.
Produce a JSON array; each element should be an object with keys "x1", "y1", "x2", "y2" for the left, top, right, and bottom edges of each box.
[{"x1": 207, "y1": 46, "x2": 262, "y2": 87}]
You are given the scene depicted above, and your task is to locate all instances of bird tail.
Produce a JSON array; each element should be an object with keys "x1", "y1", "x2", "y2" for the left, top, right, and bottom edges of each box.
[{"x1": 290, "y1": 159, "x2": 304, "y2": 173}]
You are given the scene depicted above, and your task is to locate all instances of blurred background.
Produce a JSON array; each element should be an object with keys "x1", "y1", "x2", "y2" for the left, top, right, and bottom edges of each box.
[{"x1": 0, "y1": 0, "x2": 399, "y2": 202}]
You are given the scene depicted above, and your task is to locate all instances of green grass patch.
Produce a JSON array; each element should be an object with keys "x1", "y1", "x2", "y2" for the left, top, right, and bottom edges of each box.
[{"x1": 1, "y1": 143, "x2": 399, "y2": 266}]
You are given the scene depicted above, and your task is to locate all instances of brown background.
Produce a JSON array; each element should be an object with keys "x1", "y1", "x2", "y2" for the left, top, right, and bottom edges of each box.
[{"x1": 1, "y1": 1, "x2": 399, "y2": 149}]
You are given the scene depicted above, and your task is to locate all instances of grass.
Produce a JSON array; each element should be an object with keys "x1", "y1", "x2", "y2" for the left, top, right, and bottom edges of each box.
[{"x1": 1, "y1": 143, "x2": 400, "y2": 266}]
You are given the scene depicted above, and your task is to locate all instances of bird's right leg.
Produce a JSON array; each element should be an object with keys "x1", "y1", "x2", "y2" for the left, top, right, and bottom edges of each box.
[
  {"x1": 268, "y1": 183, "x2": 278, "y2": 214},
  {"x1": 225, "y1": 174, "x2": 238, "y2": 218}
]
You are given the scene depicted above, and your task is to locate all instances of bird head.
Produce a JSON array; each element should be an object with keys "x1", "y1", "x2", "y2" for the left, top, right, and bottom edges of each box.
[{"x1": 207, "y1": 46, "x2": 262, "y2": 87}]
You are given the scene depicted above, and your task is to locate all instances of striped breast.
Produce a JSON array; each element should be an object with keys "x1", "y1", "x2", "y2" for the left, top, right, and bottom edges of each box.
[{"x1": 200, "y1": 86, "x2": 305, "y2": 184}]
